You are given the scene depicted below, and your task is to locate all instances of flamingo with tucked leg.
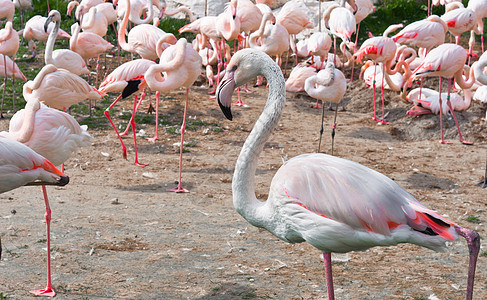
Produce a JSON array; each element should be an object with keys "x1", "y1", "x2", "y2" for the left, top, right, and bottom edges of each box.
[
  {"x1": 0, "y1": 87, "x2": 91, "y2": 296},
  {"x1": 304, "y1": 61, "x2": 347, "y2": 154},
  {"x1": 144, "y1": 38, "x2": 202, "y2": 193},
  {"x1": 215, "y1": 48, "x2": 480, "y2": 300},
  {"x1": 99, "y1": 58, "x2": 159, "y2": 167}
]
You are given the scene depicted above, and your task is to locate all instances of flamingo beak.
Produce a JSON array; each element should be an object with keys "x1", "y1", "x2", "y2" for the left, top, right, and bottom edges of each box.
[
  {"x1": 159, "y1": 8, "x2": 165, "y2": 19},
  {"x1": 216, "y1": 69, "x2": 236, "y2": 121},
  {"x1": 44, "y1": 16, "x2": 53, "y2": 33}
]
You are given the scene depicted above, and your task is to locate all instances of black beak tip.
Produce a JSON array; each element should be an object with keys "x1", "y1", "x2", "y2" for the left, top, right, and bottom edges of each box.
[
  {"x1": 58, "y1": 175, "x2": 70, "y2": 186},
  {"x1": 218, "y1": 101, "x2": 233, "y2": 121}
]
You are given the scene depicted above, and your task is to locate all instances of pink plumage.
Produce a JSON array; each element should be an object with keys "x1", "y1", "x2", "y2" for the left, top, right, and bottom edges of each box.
[{"x1": 0, "y1": 53, "x2": 25, "y2": 80}]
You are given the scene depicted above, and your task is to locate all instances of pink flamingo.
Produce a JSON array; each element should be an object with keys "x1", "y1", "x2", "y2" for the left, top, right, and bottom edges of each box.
[
  {"x1": 23, "y1": 64, "x2": 103, "y2": 111},
  {"x1": 99, "y1": 58, "x2": 158, "y2": 166},
  {"x1": 392, "y1": 15, "x2": 447, "y2": 51},
  {"x1": 44, "y1": 10, "x2": 90, "y2": 76},
  {"x1": 306, "y1": 31, "x2": 332, "y2": 71},
  {"x1": 324, "y1": 3, "x2": 356, "y2": 66},
  {"x1": 440, "y1": 2, "x2": 476, "y2": 55},
  {"x1": 70, "y1": 22, "x2": 113, "y2": 87},
  {"x1": 115, "y1": 0, "x2": 156, "y2": 25},
  {"x1": 353, "y1": 36, "x2": 402, "y2": 124},
  {"x1": 12, "y1": 0, "x2": 33, "y2": 28},
  {"x1": 236, "y1": 0, "x2": 263, "y2": 47},
  {"x1": 0, "y1": 90, "x2": 91, "y2": 297},
  {"x1": 0, "y1": 21, "x2": 19, "y2": 118},
  {"x1": 216, "y1": 48, "x2": 480, "y2": 300},
  {"x1": 0, "y1": 137, "x2": 69, "y2": 296},
  {"x1": 118, "y1": 0, "x2": 177, "y2": 61},
  {"x1": 304, "y1": 61, "x2": 347, "y2": 153},
  {"x1": 404, "y1": 87, "x2": 473, "y2": 115},
  {"x1": 0, "y1": 54, "x2": 26, "y2": 81},
  {"x1": 80, "y1": 4, "x2": 110, "y2": 37},
  {"x1": 158, "y1": 0, "x2": 195, "y2": 22},
  {"x1": 350, "y1": 0, "x2": 375, "y2": 48},
  {"x1": 0, "y1": 137, "x2": 69, "y2": 193},
  {"x1": 406, "y1": 43, "x2": 479, "y2": 144},
  {"x1": 0, "y1": 0, "x2": 15, "y2": 22},
  {"x1": 285, "y1": 63, "x2": 317, "y2": 93},
  {"x1": 67, "y1": 0, "x2": 104, "y2": 20},
  {"x1": 255, "y1": 0, "x2": 273, "y2": 14},
  {"x1": 276, "y1": 0, "x2": 314, "y2": 65},
  {"x1": 467, "y1": 0, "x2": 487, "y2": 53},
  {"x1": 22, "y1": 15, "x2": 71, "y2": 58},
  {"x1": 144, "y1": 38, "x2": 202, "y2": 193}
]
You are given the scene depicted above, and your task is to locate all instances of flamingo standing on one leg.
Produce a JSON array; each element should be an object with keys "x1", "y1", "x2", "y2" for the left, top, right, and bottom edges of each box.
[
  {"x1": 144, "y1": 38, "x2": 202, "y2": 193},
  {"x1": 0, "y1": 89, "x2": 91, "y2": 296},
  {"x1": 99, "y1": 58, "x2": 160, "y2": 166},
  {"x1": 216, "y1": 48, "x2": 480, "y2": 300},
  {"x1": 304, "y1": 61, "x2": 347, "y2": 154},
  {"x1": 0, "y1": 21, "x2": 19, "y2": 118},
  {"x1": 406, "y1": 43, "x2": 479, "y2": 144}
]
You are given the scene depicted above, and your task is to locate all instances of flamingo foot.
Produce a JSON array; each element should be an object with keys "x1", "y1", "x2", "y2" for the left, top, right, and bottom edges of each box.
[
  {"x1": 168, "y1": 183, "x2": 189, "y2": 193},
  {"x1": 372, "y1": 117, "x2": 382, "y2": 122},
  {"x1": 122, "y1": 148, "x2": 128, "y2": 160},
  {"x1": 147, "y1": 136, "x2": 158, "y2": 143},
  {"x1": 379, "y1": 121, "x2": 391, "y2": 125},
  {"x1": 135, "y1": 161, "x2": 148, "y2": 167},
  {"x1": 30, "y1": 286, "x2": 56, "y2": 297},
  {"x1": 120, "y1": 129, "x2": 129, "y2": 137},
  {"x1": 242, "y1": 85, "x2": 252, "y2": 93},
  {"x1": 439, "y1": 139, "x2": 452, "y2": 144},
  {"x1": 209, "y1": 95, "x2": 216, "y2": 100},
  {"x1": 233, "y1": 100, "x2": 247, "y2": 107},
  {"x1": 461, "y1": 139, "x2": 474, "y2": 145},
  {"x1": 313, "y1": 104, "x2": 323, "y2": 109}
]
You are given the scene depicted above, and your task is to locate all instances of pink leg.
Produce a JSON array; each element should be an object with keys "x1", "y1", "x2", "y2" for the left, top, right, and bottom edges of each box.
[
  {"x1": 121, "y1": 90, "x2": 147, "y2": 136},
  {"x1": 446, "y1": 79, "x2": 472, "y2": 145},
  {"x1": 380, "y1": 64, "x2": 391, "y2": 125},
  {"x1": 104, "y1": 93, "x2": 129, "y2": 160},
  {"x1": 148, "y1": 91, "x2": 160, "y2": 142},
  {"x1": 454, "y1": 227, "x2": 480, "y2": 300},
  {"x1": 169, "y1": 89, "x2": 190, "y2": 193},
  {"x1": 209, "y1": 41, "x2": 223, "y2": 95},
  {"x1": 323, "y1": 253, "x2": 335, "y2": 300},
  {"x1": 482, "y1": 35, "x2": 484, "y2": 54},
  {"x1": 233, "y1": 87, "x2": 246, "y2": 106},
  {"x1": 293, "y1": 34, "x2": 298, "y2": 65},
  {"x1": 29, "y1": 186, "x2": 56, "y2": 297},
  {"x1": 313, "y1": 98, "x2": 322, "y2": 109},
  {"x1": 130, "y1": 95, "x2": 148, "y2": 167},
  {"x1": 1, "y1": 56, "x2": 7, "y2": 118},
  {"x1": 11, "y1": 57, "x2": 16, "y2": 112}
]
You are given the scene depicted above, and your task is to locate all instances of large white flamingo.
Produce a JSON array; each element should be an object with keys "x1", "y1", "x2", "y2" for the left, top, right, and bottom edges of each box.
[
  {"x1": 215, "y1": 48, "x2": 480, "y2": 300},
  {"x1": 144, "y1": 38, "x2": 202, "y2": 193},
  {"x1": 23, "y1": 15, "x2": 71, "y2": 58}
]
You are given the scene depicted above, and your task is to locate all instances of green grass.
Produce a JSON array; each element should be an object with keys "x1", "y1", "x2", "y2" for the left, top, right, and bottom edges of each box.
[{"x1": 466, "y1": 215, "x2": 481, "y2": 224}]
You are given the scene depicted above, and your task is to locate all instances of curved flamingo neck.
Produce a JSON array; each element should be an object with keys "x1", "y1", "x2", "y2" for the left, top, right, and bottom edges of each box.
[
  {"x1": 14, "y1": 97, "x2": 41, "y2": 144},
  {"x1": 454, "y1": 66, "x2": 476, "y2": 90},
  {"x1": 118, "y1": 0, "x2": 134, "y2": 52},
  {"x1": 132, "y1": 0, "x2": 153, "y2": 24},
  {"x1": 232, "y1": 53, "x2": 285, "y2": 228},
  {"x1": 164, "y1": 6, "x2": 195, "y2": 22},
  {"x1": 45, "y1": 18, "x2": 59, "y2": 65},
  {"x1": 145, "y1": 39, "x2": 187, "y2": 91}
]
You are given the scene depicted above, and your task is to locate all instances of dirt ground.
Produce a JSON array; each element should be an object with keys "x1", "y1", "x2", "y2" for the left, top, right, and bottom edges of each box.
[{"x1": 0, "y1": 56, "x2": 487, "y2": 300}]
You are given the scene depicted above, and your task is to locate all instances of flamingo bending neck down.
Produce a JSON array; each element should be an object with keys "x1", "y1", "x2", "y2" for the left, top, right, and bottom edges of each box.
[{"x1": 215, "y1": 48, "x2": 480, "y2": 300}]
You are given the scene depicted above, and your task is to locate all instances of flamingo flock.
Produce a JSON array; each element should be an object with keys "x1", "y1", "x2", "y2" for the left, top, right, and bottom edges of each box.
[{"x1": 0, "y1": 0, "x2": 486, "y2": 299}]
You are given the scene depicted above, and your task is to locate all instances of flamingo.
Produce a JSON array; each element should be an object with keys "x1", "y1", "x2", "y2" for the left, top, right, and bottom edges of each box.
[
  {"x1": 236, "y1": 0, "x2": 263, "y2": 46},
  {"x1": 118, "y1": 0, "x2": 177, "y2": 61},
  {"x1": 158, "y1": 0, "x2": 196, "y2": 22},
  {"x1": 0, "y1": 21, "x2": 19, "y2": 118},
  {"x1": 0, "y1": 0, "x2": 15, "y2": 22},
  {"x1": 353, "y1": 36, "x2": 402, "y2": 124},
  {"x1": 23, "y1": 64, "x2": 103, "y2": 111},
  {"x1": 324, "y1": 2, "x2": 356, "y2": 63},
  {"x1": 67, "y1": 0, "x2": 104, "y2": 20},
  {"x1": 70, "y1": 22, "x2": 113, "y2": 88},
  {"x1": 407, "y1": 43, "x2": 479, "y2": 144},
  {"x1": 215, "y1": 48, "x2": 480, "y2": 300},
  {"x1": 404, "y1": 87, "x2": 473, "y2": 116},
  {"x1": 0, "y1": 137, "x2": 69, "y2": 193},
  {"x1": 99, "y1": 58, "x2": 158, "y2": 166},
  {"x1": 144, "y1": 38, "x2": 202, "y2": 193},
  {"x1": 115, "y1": 0, "x2": 155, "y2": 25},
  {"x1": 0, "y1": 137, "x2": 69, "y2": 296},
  {"x1": 0, "y1": 54, "x2": 26, "y2": 82},
  {"x1": 440, "y1": 2, "x2": 476, "y2": 56},
  {"x1": 285, "y1": 63, "x2": 317, "y2": 93},
  {"x1": 306, "y1": 31, "x2": 332, "y2": 70},
  {"x1": 392, "y1": 15, "x2": 447, "y2": 52},
  {"x1": 23, "y1": 15, "x2": 71, "y2": 58},
  {"x1": 467, "y1": 0, "x2": 487, "y2": 53},
  {"x1": 44, "y1": 10, "x2": 90, "y2": 76},
  {"x1": 80, "y1": 4, "x2": 110, "y2": 37},
  {"x1": 12, "y1": 0, "x2": 33, "y2": 28},
  {"x1": 349, "y1": 0, "x2": 375, "y2": 50},
  {"x1": 304, "y1": 61, "x2": 347, "y2": 153},
  {"x1": 276, "y1": 0, "x2": 314, "y2": 65},
  {"x1": 0, "y1": 90, "x2": 91, "y2": 296}
]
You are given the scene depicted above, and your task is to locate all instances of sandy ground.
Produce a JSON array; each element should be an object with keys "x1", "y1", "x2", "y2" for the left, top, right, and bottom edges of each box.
[{"x1": 0, "y1": 57, "x2": 487, "y2": 300}]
